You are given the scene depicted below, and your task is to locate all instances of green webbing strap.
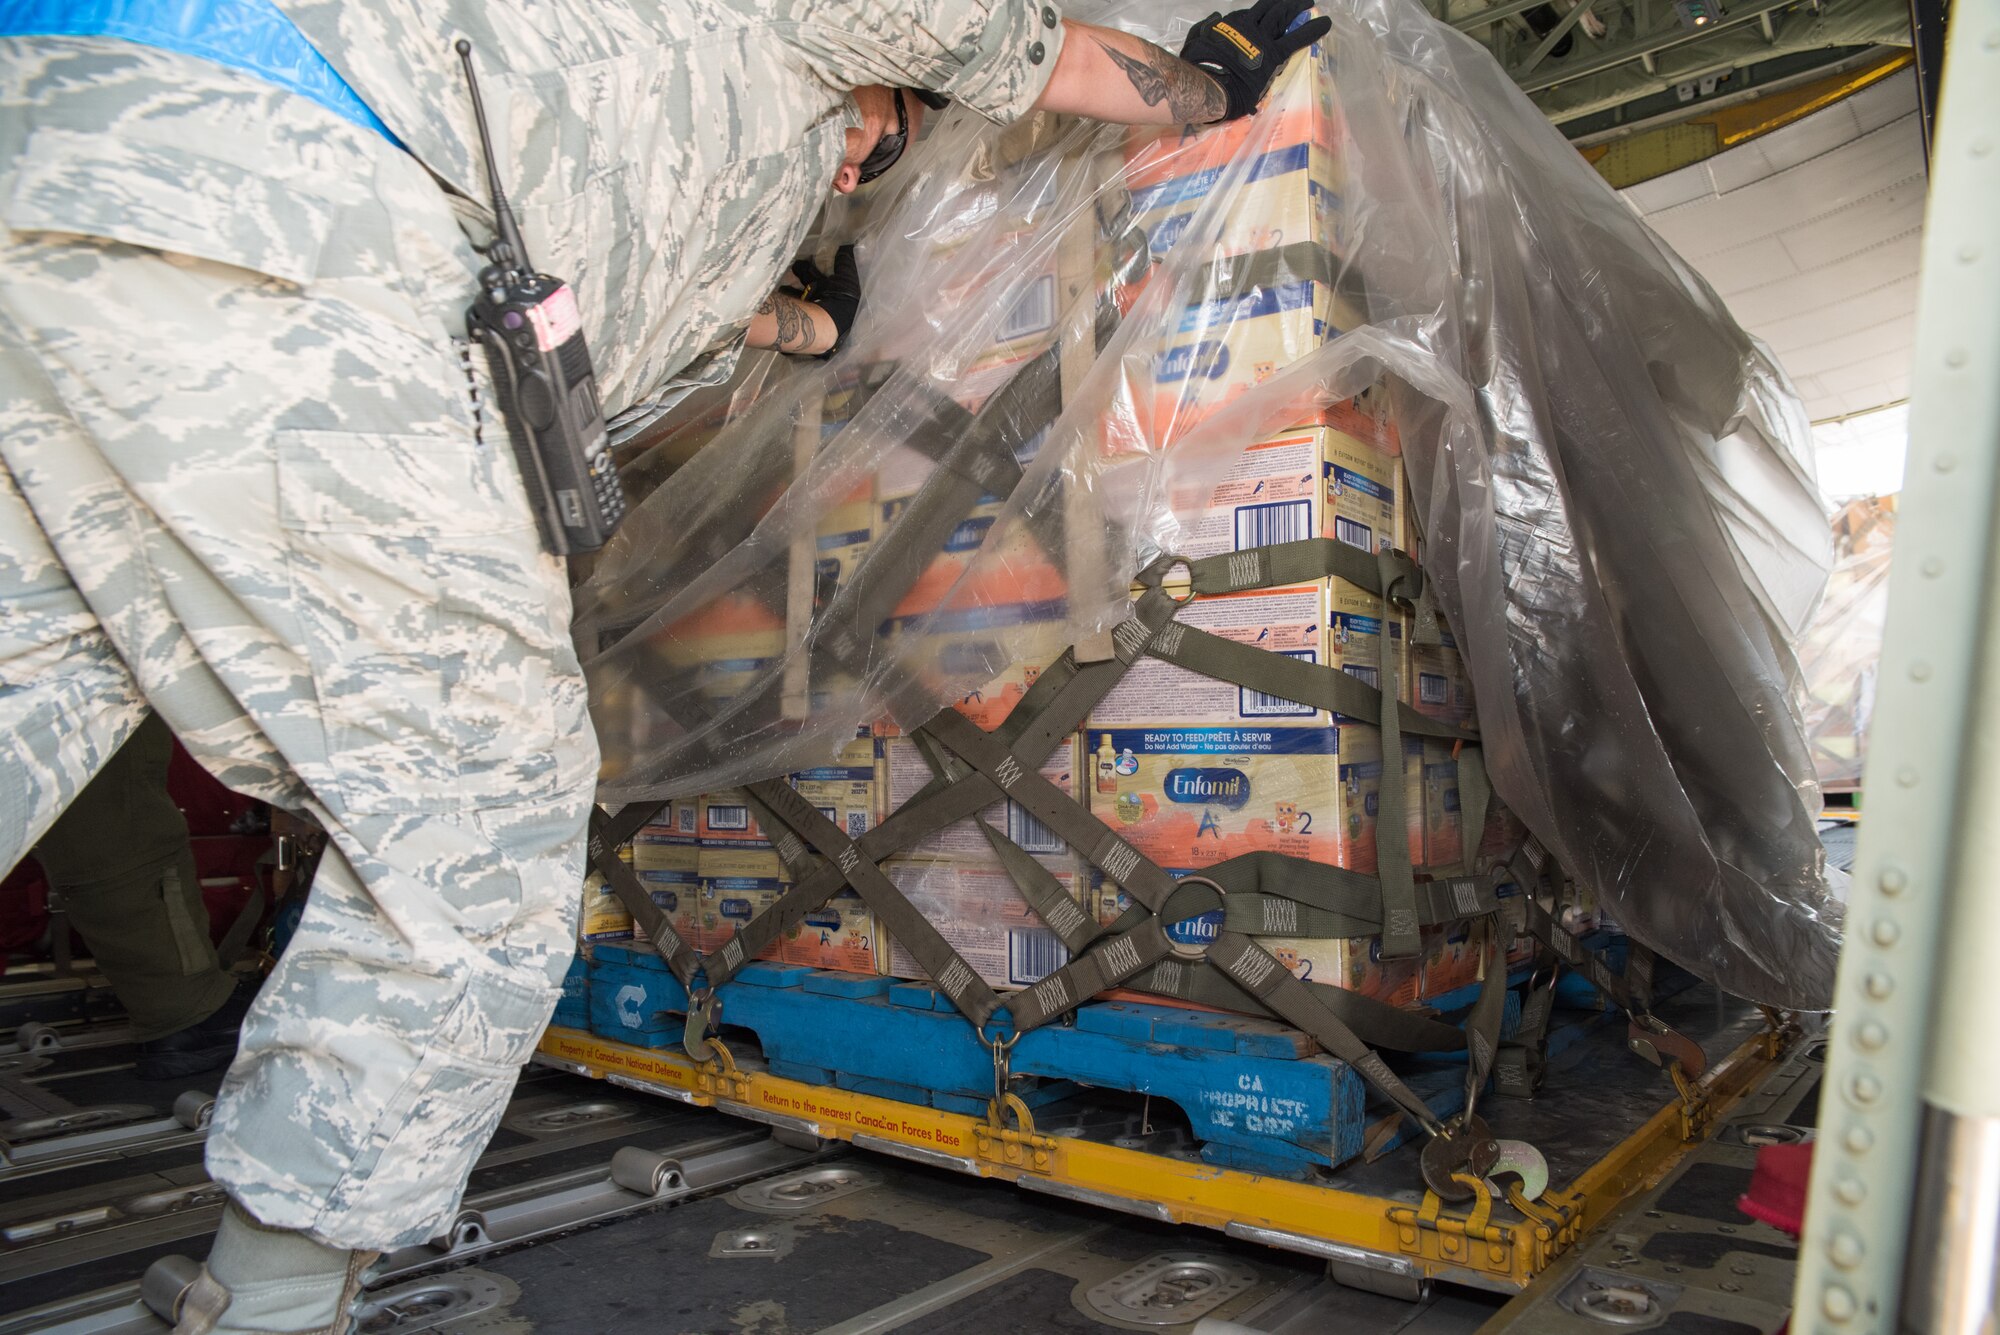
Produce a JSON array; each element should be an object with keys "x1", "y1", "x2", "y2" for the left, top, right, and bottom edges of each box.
[
  {"x1": 1453, "y1": 744, "x2": 1492, "y2": 877},
  {"x1": 1184, "y1": 536, "x2": 1395, "y2": 598},
  {"x1": 1195, "y1": 850, "x2": 1498, "y2": 929},
  {"x1": 586, "y1": 808, "x2": 702, "y2": 987},
  {"x1": 697, "y1": 588, "x2": 1180, "y2": 995},
  {"x1": 1188, "y1": 239, "x2": 1342, "y2": 307},
  {"x1": 1505, "y1": 839, "x2": 1635, "y2": 1013},
  {"x1": 1208, "y1": 930, "x2": 1446, "y2": 1135},
  {"x1": 978, "y1": 817, "x2": 1102, "y2": 951},
  {"x1": 812, "y1": 350, "x2": 1055, "y2": 675},
  {"x1": 1375, "y1": 550, "x2": 1421, "y2": 960},
  {"x1": 1097, "y1": 900, "x2": 1471, "y2": 1053},
  {"x1": 740, "y1": 787, "x2": 822, "y2": 884},
  {"x1": 922, "y1": 707, "x2": 1180, "y2": 913},
  {"x1": 745, "y1": 776, "x2": 1007, "y2": 1027},
  {"x1": 908, "y1": 725, "x2": 1104, "y2": 954},
  {"x1": 599, "y1": 797, "x2": 671, "y2": 855},
  {"x1": 1004, "y1": 918, "x2": 1179, "y2": 1032},
  {"x1": 1459, "y1": 917, "x2": 1509, "y2": 1120},
  {"x1": 1625, "y1": 941, "x2": 1658, "y2": 1013},
  {"x1": 1494, "y1": 955, "x2": 1558, "y2": 1099},
  {"x1": 1142, "y1": 619, "x2": 1473, "y2": 740}
]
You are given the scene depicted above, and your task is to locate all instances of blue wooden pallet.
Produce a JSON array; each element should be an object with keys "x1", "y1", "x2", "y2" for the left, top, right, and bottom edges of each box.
[{"x1": 583, "y1": 943, "x2": 1520, "y2": 1174}]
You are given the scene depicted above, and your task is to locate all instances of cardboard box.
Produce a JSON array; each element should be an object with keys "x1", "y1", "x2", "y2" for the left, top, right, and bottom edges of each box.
[
  {"x1": 579, "y1": 861, "x2": 634, "y2": 952},
  {"x1": 1090, "y1": 872, "x2": 1428, "y2": 1006},
  {"x1": 813, "y1": 479, "x2": 875, "y2": 612},
  {"x1": 789, "y1": 733, "x2": 882, "y2": 844},
  {"x1": 631, "y1": 816, "x2": 702, "y2": 950},
  {"x1": 1420, "y1": 918, "x2": 1482, "y2": 1003},
  {"x1": 1087, "y1": 724, "x2": 1377, "y2": 871},
  {"x1": 1329, "y1": 580, "x2": 1403, "y2": 698},
  {"x1": 1122, "y1": 35, "x2": 1344, "y2": 266},
  {"x1": 646, "y1": 594, "x2": 785, "y2": 709},
  {"x1": 882, "y1": 734, "x2": 1080, "y2": 865},
  {"x1": 1410, "y1": 627, "x2": 1477, "y2": 733},
  {"x1": 783, "y1": 885, "x2": 886, "y2": 974},
  {"x1": 883, "y1": 859, "x2": 1079, "y2": 989},
  {"x1": 1090, "y1": 584, "x2": 1329, "y2": 729},
  {"x1": 696, "y1": 789, "x2": 771, "y2": 844},
  {"x1": 1420, "y1": 739, "x2": 1464, "y2": 870},
  {"x1": 696, "y1": 845, "x2": 787, "y2": 960}
]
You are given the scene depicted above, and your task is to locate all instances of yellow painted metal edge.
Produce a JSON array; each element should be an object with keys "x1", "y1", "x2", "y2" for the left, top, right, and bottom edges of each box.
[{"x1": 536, "y1": 1022, "x2": 1790, "y2": 1288}]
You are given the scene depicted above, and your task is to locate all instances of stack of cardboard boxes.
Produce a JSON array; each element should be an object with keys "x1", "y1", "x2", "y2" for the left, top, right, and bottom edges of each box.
[{"x1": 581, "y1": 31, "x2": 1550, "y2": 1012}]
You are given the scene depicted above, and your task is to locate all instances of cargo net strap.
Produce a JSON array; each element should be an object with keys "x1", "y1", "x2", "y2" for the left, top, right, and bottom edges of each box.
[{"x1": 591, "y1": 538, "x2": 1598, "y2": 1148}]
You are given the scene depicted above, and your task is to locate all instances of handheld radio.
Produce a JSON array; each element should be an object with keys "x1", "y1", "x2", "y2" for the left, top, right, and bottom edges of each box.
[{"x1": 456, "y1": 40, "x2": 625, "y2": 555}]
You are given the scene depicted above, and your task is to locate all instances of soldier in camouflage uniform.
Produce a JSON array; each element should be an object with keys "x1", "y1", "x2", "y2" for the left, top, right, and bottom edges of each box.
[{"x1": 0, "y1": 0, "x2": 1322, "y2": 1328}]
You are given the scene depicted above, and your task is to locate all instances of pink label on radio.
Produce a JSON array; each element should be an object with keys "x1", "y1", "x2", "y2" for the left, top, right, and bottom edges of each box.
[{"x1": 528, "y1": 285, "x2": 582, "y2": 350}]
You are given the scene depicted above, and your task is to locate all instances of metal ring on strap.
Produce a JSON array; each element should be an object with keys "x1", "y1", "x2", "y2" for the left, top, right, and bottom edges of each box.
[{"x1": 1164, "y1": 876, "x2": 1226, "y2": 960}]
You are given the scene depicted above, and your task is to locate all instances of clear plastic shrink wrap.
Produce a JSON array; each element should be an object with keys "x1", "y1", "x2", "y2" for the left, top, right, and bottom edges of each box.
[
  {"x1": 576, "y1": 0, "x2": 1843, "y2": 1009},
  {"x1": 1799, "y1": 498, "x2": 1895, "y2": 791}
]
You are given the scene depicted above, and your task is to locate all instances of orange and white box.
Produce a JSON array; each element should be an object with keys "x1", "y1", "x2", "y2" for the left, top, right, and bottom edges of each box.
[
  {"x1": 1088, "y1": 585, "x2": 1332, "y2": 729},
  {"x1": 788, "y1": 733, "x2": 882, "y2": 844},
  {"x1": 1122, "y1": 34, "x2": 1345, "y2": 265},
  {"x1": 882, "y1": 734, "x2": 1081, "y2": 865},
  {"x1": 883, "y1": 858, "x2": 1080, "y2": 989},
  {"x1": 1087, "y1": 723, "x2": 1377, "y2": 871},
  {"x1": 647, "y1": 594, "x2": 785, "y2": 708},
  {"x1": 694, "y1": 844, "x2": 787, "y2": 960},
  {"x1": 783, "y1": 885, "x2": 886, "y2": 974}
]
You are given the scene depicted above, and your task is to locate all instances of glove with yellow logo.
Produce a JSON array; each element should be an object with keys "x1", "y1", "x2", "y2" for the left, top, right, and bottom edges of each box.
[{"x1": 1178, "y1": 0, "x2": 1332, "y2": 122}]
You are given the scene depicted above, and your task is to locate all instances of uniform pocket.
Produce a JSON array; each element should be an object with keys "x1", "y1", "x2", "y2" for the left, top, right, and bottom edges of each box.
[
  {"x1": 4, "y1": 128, "x2": 335, "y2": 286},
  {"x1": 276, "y1": 431, "x2": 560, "y2": 814}
]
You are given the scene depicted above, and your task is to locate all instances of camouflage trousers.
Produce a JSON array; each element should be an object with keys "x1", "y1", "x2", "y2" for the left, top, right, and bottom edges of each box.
[{"x1": 0, "y1": 39, "x2": 596, "y2": 1249}]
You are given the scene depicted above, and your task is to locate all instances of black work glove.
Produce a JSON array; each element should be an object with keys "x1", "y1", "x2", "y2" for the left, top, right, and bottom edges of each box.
[
  {"x1": 788, "y1": 246, "x2": 862, "y2": 358},
  {"x1": 1178, "y1": 0, "x2": 1333, "y2": 123}
]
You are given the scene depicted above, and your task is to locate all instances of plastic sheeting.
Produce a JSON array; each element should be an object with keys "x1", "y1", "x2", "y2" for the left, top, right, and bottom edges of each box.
[
  {"x1": 575, "y1": 0, "x2": 1844, "y2": 1009},
  {"x1": 1800, "y1": 498, "x2": 1896, "y2": 791}
]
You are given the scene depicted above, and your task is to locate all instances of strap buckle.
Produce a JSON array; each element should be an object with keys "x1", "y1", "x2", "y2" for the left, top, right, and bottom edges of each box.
[
  {"x1": 683, "y1": 988, "x2": 720, "y2": 1063},
  {"x1": 982, "y1": 1026, "x2": 1022, "y2": 1125},
  {"x1": 1419, "y1": 1113, "x2": 1501, "y2": 1202},
  {"x1": 1626, "y1": 1012, "x2": 1709, "y2": 1079}
]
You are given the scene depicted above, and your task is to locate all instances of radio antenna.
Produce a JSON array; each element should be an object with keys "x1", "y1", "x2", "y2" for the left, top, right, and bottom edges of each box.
[{"x1": 455, "y1": 39, "x2": 532, "y2": 275}]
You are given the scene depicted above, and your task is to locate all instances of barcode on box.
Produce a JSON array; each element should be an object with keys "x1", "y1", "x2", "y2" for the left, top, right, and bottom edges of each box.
[
  {"x1": 676, "y1": 807, "x2": 696, "y2": 834},
  {"x1": 1000, "y1": 273, "x2": 1058, "y2": 342},
  {"x1": 847, "y1": 811, "x2": 870, "y2": 838},
  {"x1": 1008, "y1": 927, "x2": 1069, "y2": 985},
  {"x1": 1345, "y1": 663, "x2": 1380, "y2": 689},
  {"x1": 1006, "y1": 802, "x2": 1064, "y2": 854},
  {"x1": 1241, "y1": 650, "x2": 1317, "y2": 717},
  {"x1": 1234, "y1": 499, "x2": 1312, "y2": 551},
  {"x1": 815, "y1": 805, "x2": 837, "y2": 826},
  {"x1": 1334, "y1": 516, "x2": 1373, "y2": 550},
  {"x1": 706, "y1": 804, "x2": 748, "y2": 831},
  {"x1": 1419, "y1": 672, "x2": 1448, "y2": 705}
]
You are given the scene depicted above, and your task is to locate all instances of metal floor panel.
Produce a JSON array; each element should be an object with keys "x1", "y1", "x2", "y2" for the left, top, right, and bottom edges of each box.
[
  {"x1": 0, "y1": 1073, "x2": 729, "y2": 1320},
  {"x1": 476, "y1": 1144, "x2": 1509, "y2": 1334}
]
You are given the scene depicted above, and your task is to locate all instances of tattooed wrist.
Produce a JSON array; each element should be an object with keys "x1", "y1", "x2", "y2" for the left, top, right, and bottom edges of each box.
[{"x1": 1094, "y1": 36, "x2": 1227, "y2": 124}]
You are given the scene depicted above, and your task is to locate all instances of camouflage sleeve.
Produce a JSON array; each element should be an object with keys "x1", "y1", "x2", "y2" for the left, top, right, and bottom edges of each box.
[{"x1": 779, "y1": 0, "x2": 1066, "y2": 124}]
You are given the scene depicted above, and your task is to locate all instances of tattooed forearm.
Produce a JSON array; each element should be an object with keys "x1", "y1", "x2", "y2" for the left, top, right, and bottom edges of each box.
[
  {"x1": 1093, "y1": 37, "x2": 1226, "y2": 124},
  {"x1": 750, "y1": 291, "x2": 824, "y2": 354}
]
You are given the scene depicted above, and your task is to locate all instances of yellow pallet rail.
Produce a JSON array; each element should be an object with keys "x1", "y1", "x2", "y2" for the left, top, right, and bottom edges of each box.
[{"x1": 533, "y1": 1018, "x2": 1793, "y2": 1293}]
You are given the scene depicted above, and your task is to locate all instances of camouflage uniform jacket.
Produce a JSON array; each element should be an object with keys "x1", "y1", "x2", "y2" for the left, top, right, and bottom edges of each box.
[{"x1": 280, "y1": 0, "x2": 1068, "y2": 424}]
